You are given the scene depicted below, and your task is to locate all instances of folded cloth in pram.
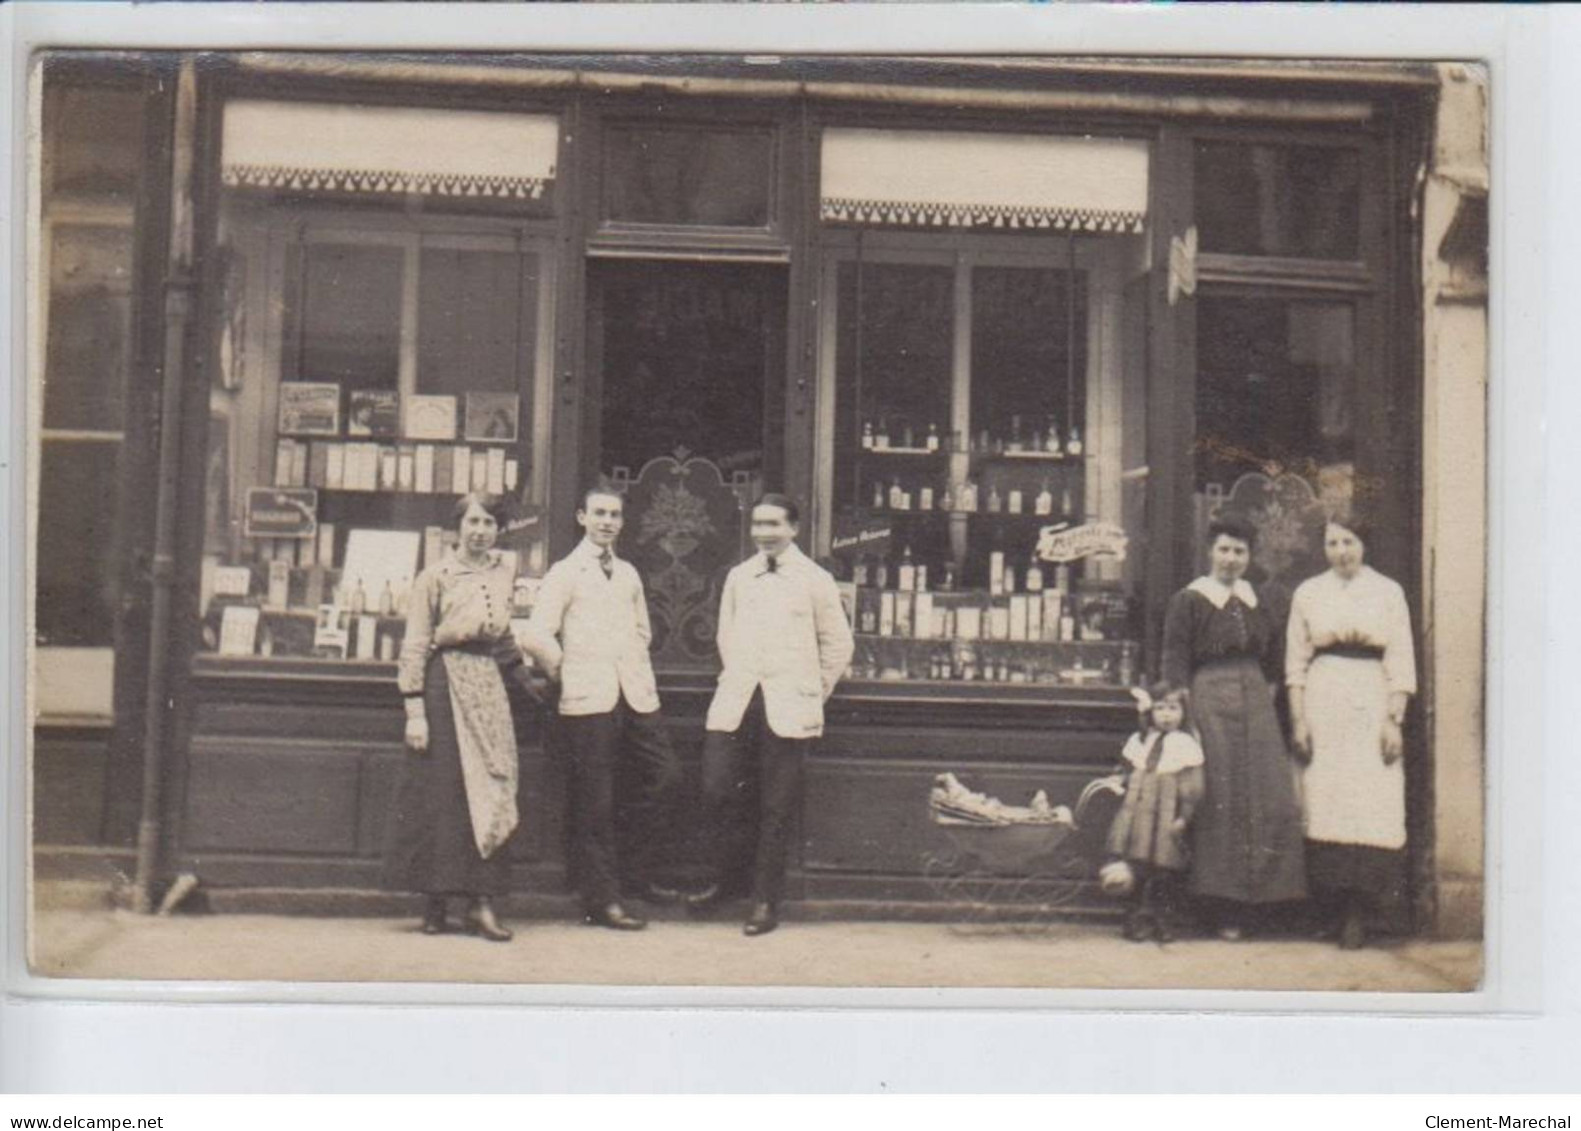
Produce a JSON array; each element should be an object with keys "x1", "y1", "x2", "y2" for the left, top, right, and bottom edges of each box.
[{"x1": 929, "y1": 772, "x2": 1074, "y2": 827}]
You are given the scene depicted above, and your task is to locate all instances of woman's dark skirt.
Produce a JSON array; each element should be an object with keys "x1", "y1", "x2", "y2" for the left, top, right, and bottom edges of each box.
[
  {"x1": 382, "y1": 656, "x2": 514, "y2": 897},
  {"x1": 1187, "y1": 658, "x2": 1307, "y2": 905}
]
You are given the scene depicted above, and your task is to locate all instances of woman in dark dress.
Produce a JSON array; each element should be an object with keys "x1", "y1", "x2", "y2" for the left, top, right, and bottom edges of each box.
[
  {"x1": 1161, "y1": 515, "x2": 1306, "y2": 938},
  {"x1": 383, "y1": 492, "x2": 539, "y2": 941}
]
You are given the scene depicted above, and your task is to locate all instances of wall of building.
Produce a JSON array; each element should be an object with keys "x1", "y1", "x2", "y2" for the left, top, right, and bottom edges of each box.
[{"x1": 1421, "y1": 63, "x2": 1489, "y2": 939}]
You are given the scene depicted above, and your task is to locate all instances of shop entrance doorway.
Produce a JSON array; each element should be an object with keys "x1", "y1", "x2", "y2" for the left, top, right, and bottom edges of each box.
[
  {"x1": 583, "y1": 259, "x2": 788, "y2": 670},
  {"x1": 587, "y1": 259, "x2": 786, "y2": 489}
]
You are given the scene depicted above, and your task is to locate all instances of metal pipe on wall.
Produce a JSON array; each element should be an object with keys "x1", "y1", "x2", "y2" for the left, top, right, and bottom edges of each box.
[{"x1": 132, "y1": 58, "x2": 198, "y2": 915}]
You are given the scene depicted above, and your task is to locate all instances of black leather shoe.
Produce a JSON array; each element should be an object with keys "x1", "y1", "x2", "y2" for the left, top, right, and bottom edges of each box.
[
  {"x1": 465, "y1": 899, "x2": 513, "y2": 943},
  {"x1": 640, "y1": 881, "x2": 684, "y2": 905},
  {"x1": 743, "y1": 902, "x2": 778, "y2": 937},
  {"x1": 683, "y1": 883, "x2": 723, "y2": 910},
  {"x1": 586, "y1": 903, "x2": 647, "y2": 931},
  {"x1": 421, "y1": 896, "x2": 450, "y2": 936}
]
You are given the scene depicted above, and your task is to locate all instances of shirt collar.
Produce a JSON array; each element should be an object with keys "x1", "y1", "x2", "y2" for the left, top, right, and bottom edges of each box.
[
  {"x1": 575, "y1": 537, "x2": 619, "y2": 566},
  {"x1": 446, "y1": 548, "x2": 503, "y2": 577},
  {"x1": 751, "y1": 543, "x2": 806, "y2": 577},
  {"x1": 1189, "y1": 575, "x2": 1259, "y2": 610}
]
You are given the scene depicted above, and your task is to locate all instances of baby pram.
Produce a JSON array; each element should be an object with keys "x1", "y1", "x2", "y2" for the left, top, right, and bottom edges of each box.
[{"x1": 923, "y1": 772, "x2": 1126, "y2": 928}]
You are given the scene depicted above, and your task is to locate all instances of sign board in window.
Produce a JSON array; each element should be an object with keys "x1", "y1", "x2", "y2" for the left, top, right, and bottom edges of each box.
[{"x1": 244, "y1": 487, "x2": 318, "y2": 539}]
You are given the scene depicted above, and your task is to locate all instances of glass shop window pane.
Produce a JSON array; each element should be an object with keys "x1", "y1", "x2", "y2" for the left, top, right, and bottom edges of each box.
[
  {"x1": 1194, "y1": 142, "x2": 1362, "y2": 260},
  {"x1": 36, "y1": 439, "x2": 122, "y2": 647},
  {"x1": 833, "y1": 261, "x2": 955, "y2": 511},
  {"x1": 282, "y1": 242, "x2": 403, "y2": 388},
  {"x1": 44, "y1": 82, "x2": 145, "y2": 203},
  {"x1": 603, "y1": 126, "x2": 774, "y2": 228},
  {"x1": 969, "y1": 266, "x2": 1087, "y2": 453},
  {"x1": 417, "y1": 247, "x2": 535, "y2": 399},
  {"x1": 1195, "y1": 296, "x2": 1356, "y2": 495},
  {"x1": 43, "y1": 224, "x2": 133, "y2": 432}
]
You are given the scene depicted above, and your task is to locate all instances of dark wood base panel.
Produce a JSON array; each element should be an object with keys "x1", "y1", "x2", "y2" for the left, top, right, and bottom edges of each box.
[{"x1": 177, "y1": 661, "x2": 1135, "y2": 915}]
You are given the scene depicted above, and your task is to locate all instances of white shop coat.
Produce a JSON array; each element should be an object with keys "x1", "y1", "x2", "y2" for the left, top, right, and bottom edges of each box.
[
  {"x1": 524, "y1": 537, "x2": 661, "y2": 717},
  {"x1": 705, "y1": 544, "x2": 855, "y2": 739}
]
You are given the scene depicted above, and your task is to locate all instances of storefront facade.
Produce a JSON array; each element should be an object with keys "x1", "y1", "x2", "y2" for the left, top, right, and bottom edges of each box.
[{"x1": 30, "y1": 53, "x2": 1487, "y2": 935}]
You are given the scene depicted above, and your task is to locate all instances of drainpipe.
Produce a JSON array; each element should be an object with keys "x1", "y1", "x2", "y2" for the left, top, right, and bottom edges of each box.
[{"x1": 133, "y1": 59, "x2": 198, "y2": 914}]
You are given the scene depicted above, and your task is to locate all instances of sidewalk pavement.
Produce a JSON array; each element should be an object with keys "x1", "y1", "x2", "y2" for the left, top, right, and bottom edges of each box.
[{"x1": 25, "y1": 881, "x2": 1482, "y2": 993}]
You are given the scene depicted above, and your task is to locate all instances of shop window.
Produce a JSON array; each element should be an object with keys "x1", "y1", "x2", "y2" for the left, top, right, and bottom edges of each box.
[
  {"x1": 43, "y1": 225, "x2": 132, "y2": 432},
  {"x1": 282, "y1": 242, "x2": 404, "y2": 389},
  {"x1": 1193, "y1": 141, "x2": 1361, "y2": 261},
  {"x1": 417, "y1": 248, "x2": 533, "y2": 397},
  {"x1": 36, "y1": 78, "x2": 145, "y2": 658},
  {"x1": 43, "y1": 83, "x2": 145, "y2": 202},
  {"x1": 825, "y1": 250, "x2": 1140, "y2": 692},
  {"x1": 197, "y1": 221, "x2": 551, "y2": 665},
  {"x1": 594, "y1": 259, "x2": 780, "y2": 479},
  {"x1": 831, "y1": 262, "x2": 953, "y2": 511},
  {"x1": 1195, "y1": 296, "x2": 1356, "y2": 494},
  {"x1": 602, "y1": 125, "x2": 774, "y2": 229},
  {"x1": 36, "y1": 441, "x2": 123, "y2": 647}
]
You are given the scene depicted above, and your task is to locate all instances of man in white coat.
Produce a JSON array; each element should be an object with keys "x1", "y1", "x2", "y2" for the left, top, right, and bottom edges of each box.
[
  {"x1": 695, "y1": 494, "x2": 854, "y2": 936},
  {"x1": 524, "y1": 481, "x2": 682, "y2": 930}
]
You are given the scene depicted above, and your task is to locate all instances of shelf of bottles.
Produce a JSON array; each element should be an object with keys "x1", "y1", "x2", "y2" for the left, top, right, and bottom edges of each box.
[
  {"x1": 836, "y1": 415, "x2": 1137, "y2": 690},
  {"x1": 856, "y1": 412, "x2": 1085, "y2": 520}
]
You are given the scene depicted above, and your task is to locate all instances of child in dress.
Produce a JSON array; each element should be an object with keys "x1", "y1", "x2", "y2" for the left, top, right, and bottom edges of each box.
[{"x1": 1104, "y1": 683, "x2": 1206, "y2": 942}]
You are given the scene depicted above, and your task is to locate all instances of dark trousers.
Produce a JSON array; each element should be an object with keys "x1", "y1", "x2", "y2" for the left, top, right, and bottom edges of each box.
[
  {"x1": 699, "y1": 688, "x2": 807, "y2": 906},
  {"x1": 560, "y1": 697, "x2": 683, "y2": 910}
]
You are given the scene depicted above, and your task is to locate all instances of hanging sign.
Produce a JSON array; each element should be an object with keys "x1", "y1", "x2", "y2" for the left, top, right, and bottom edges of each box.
[
  {"x1": 244, "y1": 488, "x2": 319, "y2": 539},
  {"x1": 830, "y1": 511, "x2": 893, "y2": 561},
  {"x1": 1036, "y1": 521, "x2": 1129, "y2": 564}
]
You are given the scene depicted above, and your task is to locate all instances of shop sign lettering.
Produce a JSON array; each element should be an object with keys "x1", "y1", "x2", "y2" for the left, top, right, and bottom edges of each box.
[
  {"x1": 1036, "y1": 521, "x2": 1128, "y2": 563},
  {"x1": 831, "y1": 512, "x2": 893, "y2": 559},
  {"x1": 244, "y1": 488, "x2": 318, "y2": 539}
]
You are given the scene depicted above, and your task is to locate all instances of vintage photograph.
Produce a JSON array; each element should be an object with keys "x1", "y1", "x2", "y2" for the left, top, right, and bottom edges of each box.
[{"x1": 26, "y1": 49, "x2": 1487, "y2": 993}]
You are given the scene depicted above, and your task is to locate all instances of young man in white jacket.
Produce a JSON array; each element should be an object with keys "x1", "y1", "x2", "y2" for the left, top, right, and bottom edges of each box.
[
  {"x1": 525, "y1": 482, "x2": 683, "y2": 930},
  {"x1": 694, "y1": 494, "x2": 854, "y2": 936}
]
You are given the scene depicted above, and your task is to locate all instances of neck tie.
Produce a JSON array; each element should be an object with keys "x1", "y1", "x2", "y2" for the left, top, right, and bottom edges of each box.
[
  {"x1": 599, "y1": 550, "x2": 613, "y2": 579},
  {"x1": 766, "y1": 554, "x2": 778, "y2": 573}
]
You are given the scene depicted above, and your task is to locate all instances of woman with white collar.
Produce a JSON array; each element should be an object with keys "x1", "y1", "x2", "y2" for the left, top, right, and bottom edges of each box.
[{"x1": 1161, "y1": 514, "x2": 1307, "y2": 938}]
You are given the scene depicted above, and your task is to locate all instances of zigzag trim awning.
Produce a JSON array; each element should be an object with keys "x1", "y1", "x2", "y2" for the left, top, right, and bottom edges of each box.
[
  {"x1": 820, "y1": 128, "x2": 1149, "y2": 234},
  {"x1": 221, "y1": 100, "x2": 559, "y2": 200}
]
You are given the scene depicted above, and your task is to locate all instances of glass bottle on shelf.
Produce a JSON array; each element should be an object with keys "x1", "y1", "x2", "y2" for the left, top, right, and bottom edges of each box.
[
  {"x1": 875, "y1": 418, "x2": 890, "y2": 451},
  {"x1": 1045, "y1": 416, "x2": 1063, "y2": 456},
  {"x1": 915, "y1": 559, "x2": 929, "y2": 592},
  {"x1": 1060, "y1": 483, "x2": 1075, "y2": 519},
  {"x1": 940, "y1": 480, "x2": 955, "y2": 513},
  {"x1": 1025, "y1": 556, "x2": 1044, "y2": 593},
  {"x1": 989, "y1": 550, "x2": 1005, "y2": 596},
  {"x1": 1008, "y1": 414, "x2": 1024, "y2": 453},
  {"x1": 1035, "y1": 478, "x2": 1054, "y2": 516},
  {"x1": 926, "y1": 422, "x2": 940, "y2": 452},
  {"x1": 1008, "y1": 487, "x2": 1024, "y2": 515},
  {"x1": 919, "y1": 480, "x2": 935, "y2": 511},
  {"x1": 861, "y1": 421, "x2": 874, "y2": 450},
  {"x1": 987, "y1": 483, "x2": 1003, "y2": 514},
  {"x1": 349, "y1": 577, "x2": 367, "y2": 616},
  {"x1": 901, "y1": 421, "x2": 915, "y2": 450},
  {"x1": 940, "y1": 560, "x2": 958, "y2": 592},
  {"x1": 378, "y1": 580, "x2": 394, "y2": 617},
  {"x1": 977, "y1": 428, "x2": 991, "y2": 455},
  {"x1": 1066, "y1": 426, "x2": 1084, "y2": 457},
  {"x1": 853, "y1": 556, "x2": 870, "y2": 587},
  {"x1": 873, "y1": 557, "x2": 890, "y2": 590},
  {"x1": 959, "y1": 478, "x2": 978, "y2": 513},
  {"x1": 872, "y1": 479, "x2": 886, "y2": 510},
  {"x1": 897, "y1": 545, "x2": 916, "y2": 592}
]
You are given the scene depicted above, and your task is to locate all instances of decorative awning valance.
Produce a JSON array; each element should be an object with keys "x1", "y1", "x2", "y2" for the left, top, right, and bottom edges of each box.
[
  {"x1": 221, "y1": 100, "x2": 559, "y2": 200},
  {"x1": 820, "y1": 129, "x2": 1149, "y2": 233}
]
